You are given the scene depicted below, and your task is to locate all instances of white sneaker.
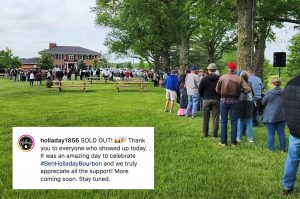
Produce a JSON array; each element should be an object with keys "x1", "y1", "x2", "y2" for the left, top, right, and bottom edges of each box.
[
  {"x1": 237, "y1": 138, "x2": 241, "y2": 142},
  {"x1": 248, "y1": 139, "x2": 254, "y2": 143}
]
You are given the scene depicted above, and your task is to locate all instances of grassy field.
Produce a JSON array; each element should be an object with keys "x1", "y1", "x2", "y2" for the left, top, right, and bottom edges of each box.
[{"x1": 0, "y1": 78, "x2": 299, "y2": 199}]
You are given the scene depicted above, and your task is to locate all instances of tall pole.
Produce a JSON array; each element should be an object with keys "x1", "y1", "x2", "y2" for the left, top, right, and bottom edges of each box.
[{"x1": 279, "y1": 67, "x2": 281, "y2": 78}]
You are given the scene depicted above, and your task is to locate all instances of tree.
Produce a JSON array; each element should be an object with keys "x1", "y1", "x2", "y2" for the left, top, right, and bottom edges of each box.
[
  {"x1": 94, "y1": 0, "x2": 183, "y2": 72},
  {"x1": 236, "y1": 0, "x2": 255, "y2": 70},
  {"x1": 284, "y1": 33, "x2": 300, "y2": 79},
  {"x1": 190, "y1": 0, "x2": 237, "y2": 65},
  {"x1": 0, "y1": 48, "x2": 21, "y2": 69},
  {"x1": 235, "y1": 0, "x2": 300, "y2": 79},
  {"x1": 218, "y1": 50, "x2": 238, "y2": 75},
  {"x1": 92, "y1": 59, "x2": 100, "y2": 69},
  {"x1": 37, "y1": 52, "x2": 54, "y2": 70},
  {"x1": 77, "y1": 60, "x2": 87, "y2": 70},
  {"x1": 126, "y1": 62, "x2": 132, "y2": 69},
  {"x1": 257, "y1": 0, "x2": 300, "y2": 24}
]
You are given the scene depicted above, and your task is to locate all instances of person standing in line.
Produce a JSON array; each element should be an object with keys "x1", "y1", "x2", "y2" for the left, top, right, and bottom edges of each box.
[
  {"x1": 198, "y1": 68, "x2": 205, "y2": 111},
  {"x1": 198, "y1": 63, "x2": 220, "y2": 138},
  {"x1": 185, "y1": 66, "x2": 201, "y2": 118},
  {"x1": 96, "y1": 68, "x2": 100, "y2": 80},
  {"x1": 153, "y1": 71, "x2": 158, "y2": 87},
  {"x1": 74, "y1": 69, "x2": 79, "y2": 80},
  {"x1": 12, "y1": 68, "x2": 17, "y2": 82},
  {"x1": 177, "y1": 74, "x2": 188, "y2": 116},
  {"x1": 248, "y1": 68, "x2": 263, "y2": 126},
  {"x1": 282, "y1": 74, "x2": 300, "y2": 195},
  {"x1": 35, "y1": 71, "x2": 42, "y2": 86},
  {"x1": 125, "y1": 70, "x2": 130, "y2": 81},
  {"x1": 216, "y1": 62, "x2": 251, "y2": 147},
  {"x1": 79, "y1": 69, "x2": 83, "y2": 80},
  {"x1": 262, "y1": 77, "x2": 286, "y2": 152},
  {"x1": 29, "y1": 71, "x2": 35, "y2": 86},
  {"x1": 164, "y1": 70, "x2": 179, "y2": 113},
  {"x1": 236, "y1": 71, "x2": 254, "y2": 143}
]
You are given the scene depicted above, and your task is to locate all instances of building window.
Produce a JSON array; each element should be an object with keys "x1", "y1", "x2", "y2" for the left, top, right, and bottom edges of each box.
[
  {"x1": 68, "y1": 55, "x2": 74, "y2": 60},
  {"x1": 90, "y1": 55, "x2": 94, "y2": 60},
  {"x1": 85, "y1": 55, "x2": 89, "y2": 60},
  {"x1": 57, "y1": 54, "x2": 62, "y2": 59},
  {"x1": 79, "y1": 55, "x2": 83, "y2": 60},
  {"x1": 52, "y1": 54, "x2": 56, "y2": 59}
]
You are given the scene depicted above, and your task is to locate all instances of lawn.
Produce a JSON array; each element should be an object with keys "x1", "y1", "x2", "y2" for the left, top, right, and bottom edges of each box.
[{"x1": 0, "y1": 78, "x2": 299, "y2": 199}]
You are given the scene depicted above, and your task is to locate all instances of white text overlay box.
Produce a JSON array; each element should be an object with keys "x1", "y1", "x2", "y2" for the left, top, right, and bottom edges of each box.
[{"x1": 13, "y1": 127, "x2": 154, "y2": 189}]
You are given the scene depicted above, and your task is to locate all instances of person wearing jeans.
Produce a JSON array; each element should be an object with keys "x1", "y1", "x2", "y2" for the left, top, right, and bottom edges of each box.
[
  {"x1": 186, "y1": 95, "x2": 199, "y2": 117},
  {"x1": 220, "y1": 102, "x2": 238, "y2": 145},
  {"x1": 283, "y1": 135, "x2": 300, "y2": 195},
  {"x1": 216, "y1": 62, "x2": 251, "y2": 146},
  {"x1": 237, "y1": 118, "x2": 253, "y2": 142},
  {"x1": 236, "y1": 71, "x2": 254, "y2": 142},
  {"x1": 266, "y1": 122, "x2": 285, "y2": 151},
  {"x1": 282, "y1": 75, "x2": 300, "y2": 195},
  {"x1": 185, "y1": 66, "x2": 201, "y2": 118},
  {"x1": 262, "y1": 77, "x2": 286, "y2": 152},
  {"x1": 248, "y1": 68, "x2": 262, "y2": 126}
]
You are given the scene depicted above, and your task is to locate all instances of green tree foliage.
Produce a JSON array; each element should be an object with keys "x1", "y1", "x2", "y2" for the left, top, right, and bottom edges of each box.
[
  {"x1": 218, "y1": 50, "x2": 237, "y2": 75},
  {"x1": 94, "y1": 0, "x2": 184, "y2": 71},
  {"x1": 284, "y1": 33, "x2": 300, "y2": 79},
  {"x1": 257, "y1": 0, "x2": 300, "y2": 24},
  {"x1": 37, "y1": 52, "x2": 54, "y2": 70},
  {"x1": 189, "y1": 0, "x2": 237, "y2": 64},
  {"x1": 99, "y1": 56, "x2": 109, "y2": 68},
  {"x1": 263, "y1": 59, "x2": 278, "y2": 90},
  {"x1": 77, "y1": 60, "x2": 87, "y2": 70},
  {"x1": 0, "y1": 48, "x2": 21, "y2": 69},
  {"x1": 126, "y1": 62, "x2": 132, "y2": 69},
  {"x1": 92, "y1": 59, "x2": 100, "y2": 69}
]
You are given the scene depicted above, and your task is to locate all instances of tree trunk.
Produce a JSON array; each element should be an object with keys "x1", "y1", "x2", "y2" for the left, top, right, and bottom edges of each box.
[
  {"x1": 208, "y1": 46, "x2": 216, "y2": 63},
  {"x1": 253, "y1": 22, "x2": 271, "y2": 80},
  {"x1": 179, "y1": 35, "x2": 189, "y2": 74},
  {"x1": 161, "y1": 48, "x2": 170, "y2": 72},
  {"x1": 237, "y1": 0, "x2": 255, "y2": 70},
  {"x1": 253, "y1": 39, "x2": 265, "y2": 79},
  {"x1": 153, "y1": 55, "x2": 160, "y2": 73}
]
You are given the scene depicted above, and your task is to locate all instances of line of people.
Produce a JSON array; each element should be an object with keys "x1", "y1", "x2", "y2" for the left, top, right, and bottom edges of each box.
[
  {"x1": 164, "y1": 62, "x2": 287, "y2": 150},
  {"x1": 165, "y1": 62, "x2": 300, "y2": 195}
]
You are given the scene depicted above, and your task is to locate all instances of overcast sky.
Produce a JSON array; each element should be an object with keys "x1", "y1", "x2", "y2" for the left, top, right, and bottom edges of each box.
[{"x1": 0, "y1": 0, "x2": 298, "y2": 63}]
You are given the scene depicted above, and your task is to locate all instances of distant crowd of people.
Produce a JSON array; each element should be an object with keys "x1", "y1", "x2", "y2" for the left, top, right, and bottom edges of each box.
[{"x1": 4, "y1": 68, "x2": 148, "y2": 85}]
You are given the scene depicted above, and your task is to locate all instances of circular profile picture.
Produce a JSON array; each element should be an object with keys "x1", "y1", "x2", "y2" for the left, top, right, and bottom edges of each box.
[{"x1": 18, "y1": 135, "x2": 35, "y2": 152}]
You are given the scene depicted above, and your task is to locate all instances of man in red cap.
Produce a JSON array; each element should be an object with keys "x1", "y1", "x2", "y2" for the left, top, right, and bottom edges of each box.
[{"x1": 216, "y1": 62, "x2": 251, "y2": 147}]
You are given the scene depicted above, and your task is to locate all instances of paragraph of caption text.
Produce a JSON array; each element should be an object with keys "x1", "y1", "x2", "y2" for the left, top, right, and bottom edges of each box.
[{"x1": 13, "y1": 127, "x2": 154, "y2": 189}]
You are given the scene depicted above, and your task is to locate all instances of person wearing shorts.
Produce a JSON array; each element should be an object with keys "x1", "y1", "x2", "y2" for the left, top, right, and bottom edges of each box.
[{"x1": 164, "y1": 70, "x2": 179, "y2": 113}]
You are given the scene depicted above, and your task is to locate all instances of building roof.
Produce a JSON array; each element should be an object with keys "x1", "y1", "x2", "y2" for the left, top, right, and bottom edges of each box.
[
  {"x1": 20, "y1": 57, "x2": 39, "y2": 64},
  {"x1": 39, "y1": 46, "x2": 100, "y2": 55}
]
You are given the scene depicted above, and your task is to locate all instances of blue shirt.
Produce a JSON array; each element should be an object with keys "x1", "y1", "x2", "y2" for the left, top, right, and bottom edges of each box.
[
  {"x1": 248, "y1": 74, "x2": 262, "y2": 100},
  {"x1": 166, "y1": 75, "x2": 179, "y2": 92}
]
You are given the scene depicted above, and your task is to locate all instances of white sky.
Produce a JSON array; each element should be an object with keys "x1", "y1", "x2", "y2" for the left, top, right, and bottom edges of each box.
[
  {"x1": 0, "y1": 0, "x2": 298, "y2": 63},
  {"x1": 265, "y1": 23, "x2": 299, "y2": 62}
]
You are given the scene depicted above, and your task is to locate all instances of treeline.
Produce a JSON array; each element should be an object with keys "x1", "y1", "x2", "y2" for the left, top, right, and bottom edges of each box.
[{"x1": 93, "y1": 0, "x2": 300, "y2": 79}]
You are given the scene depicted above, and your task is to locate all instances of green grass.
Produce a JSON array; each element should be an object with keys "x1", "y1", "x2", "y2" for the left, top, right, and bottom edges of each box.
[{"x1": 0, "y1": 78, "x2": 299, "y2": 199}]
